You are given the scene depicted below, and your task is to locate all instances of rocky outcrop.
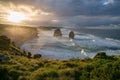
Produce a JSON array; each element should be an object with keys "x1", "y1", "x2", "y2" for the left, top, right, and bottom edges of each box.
[
  {"x1": 69, "y1": 31, "x2": 74, "y2": 39},
  {"x1": 54, "y1": 28, "x2": 62, "y2": 37}
]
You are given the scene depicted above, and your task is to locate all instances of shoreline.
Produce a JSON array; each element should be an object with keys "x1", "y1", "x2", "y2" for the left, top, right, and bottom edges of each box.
[{"x1": 0, "y1": 24, "x2": 38, "y2": 46}]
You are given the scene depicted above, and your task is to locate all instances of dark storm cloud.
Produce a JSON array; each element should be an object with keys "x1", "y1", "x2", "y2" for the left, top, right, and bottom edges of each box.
[
  {"x1": 1, "y1": 0, "x2": 120, "y2": 26},
  {"x1": 3, "y1": 0, "x2": 120, "y2": 16},
  {"x1": 55, "y1": 15, "x2": 120, "y2": 27},
  {"x1": 34, "y1": 0, "x2": 120, "y2": 16},
  {"x1": 102, "y1": 0, "x2": 120, "y2": 16},
  {"x1": 42, "y1": 0, "x2": 120, "y2": 16}
]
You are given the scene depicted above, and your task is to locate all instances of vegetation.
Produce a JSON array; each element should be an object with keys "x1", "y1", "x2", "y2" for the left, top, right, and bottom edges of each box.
[
  {"x1": 33, "y1": 54, "x2": 42, "y2": 59},
  {"x1": 0, "y1": 35, "x2": 11, "y2": 50},
  {"x1": 0, "y1": 36, "x2": 120, "y2": 80}
]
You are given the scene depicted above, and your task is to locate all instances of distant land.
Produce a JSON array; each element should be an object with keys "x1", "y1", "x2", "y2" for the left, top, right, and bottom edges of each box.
[
  {"x1": 0, "y1": 24, "x2": 63, "y2": 46},
  {"x1": 0, "y1": 24, "x2": 37, "y2": 46}
]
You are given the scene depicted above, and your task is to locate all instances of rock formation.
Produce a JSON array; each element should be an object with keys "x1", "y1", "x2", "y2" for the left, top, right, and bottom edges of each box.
[
  {"x1": 69, "y1": 31, "x2": 74, "y2": 39},
  {"x1": 54, "y1": 28, "x2": 62, "y2": 37}
]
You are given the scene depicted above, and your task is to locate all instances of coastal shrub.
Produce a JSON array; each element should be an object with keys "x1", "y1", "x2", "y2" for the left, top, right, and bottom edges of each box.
[
  {"x1": 18, "y1": 76, "x2": 28, "y2": 80},
  {"x1": 0, "y1": 67, "x2": 10, "y2": 80},
  {"x1": 33, "y1": 54, "x2": 42, "y2": 59},
  {"x1": 59, "y1": 68, "x2": 75, "y2": 78},
  {"x1": 1, "y1": 55, "x2": 120, "y2": 80},
  {"x1": 94, "y1": 52, "x2": 107, "y2": 59},
  {"x1": 30, "y1": 68, "x2": 58, "y2": 80},
  {"x1": 94, "y1": 52, "x2": 116, "y2": 61},
  {"x1": 63, "y1": 62, "x2": 78, "y2": 68},
  {"x1": 84, "y1": 64, "x2": 94, "y2": 72},
  {"x1": 27, "y1": 52, "x2": 32, "y2": 58},
  {"x1": 0, "y1": 53, "x2": 10, "y2": 63},
  {"x1": 36, "y1": 62, "x2": 44, "y2": 67},
  {"x1": 9, "y1": 70, "x2": 22, "y2": 80},
  {"x1": 74, "y1": 69, "x2": 82, "y2": 80}
]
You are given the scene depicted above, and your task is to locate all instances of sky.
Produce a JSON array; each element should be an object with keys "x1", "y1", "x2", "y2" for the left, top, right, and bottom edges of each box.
[{"x1": 0, "y1": 0, "x2": 120, "y2": 27}]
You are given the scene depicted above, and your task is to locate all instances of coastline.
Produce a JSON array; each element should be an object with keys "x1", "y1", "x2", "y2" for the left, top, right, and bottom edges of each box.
[{"x1": 0, "y1": 24, "x2": 38, "y2": 46}]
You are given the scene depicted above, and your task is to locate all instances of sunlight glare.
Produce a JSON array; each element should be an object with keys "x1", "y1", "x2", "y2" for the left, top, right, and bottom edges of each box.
[{"x1": 7, "y1": 11, "x2": 27, "y2": 23}]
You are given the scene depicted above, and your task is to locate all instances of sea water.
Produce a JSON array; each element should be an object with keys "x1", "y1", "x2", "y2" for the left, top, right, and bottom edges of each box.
[{"x1": 21, "y1": 27, "x2": 120, "y2": 60}]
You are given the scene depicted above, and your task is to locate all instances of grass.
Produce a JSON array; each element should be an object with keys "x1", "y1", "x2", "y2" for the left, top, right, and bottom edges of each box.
[
  {"x1": 0, "y1": 36, "x2": 120, "y2": 80},
  {"x1": 0, "y1": 52, "x2": 120, "y2": 80}
]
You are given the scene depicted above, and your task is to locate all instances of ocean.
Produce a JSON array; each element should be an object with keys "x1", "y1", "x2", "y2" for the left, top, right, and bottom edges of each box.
[
  {"x1": 21, "y1": 27, "x2": 120, "y2": 60},
  {"x1": 74, "y1": 27, "x2": 120, "y2": 40}
]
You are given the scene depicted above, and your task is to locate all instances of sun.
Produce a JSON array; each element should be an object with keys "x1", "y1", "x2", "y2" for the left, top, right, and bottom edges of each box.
[{"x1": 7, "y1": 11, "x2": 27, "y2": 23}]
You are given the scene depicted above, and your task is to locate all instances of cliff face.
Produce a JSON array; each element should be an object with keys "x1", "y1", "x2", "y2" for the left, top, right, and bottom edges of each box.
[{"x1": 0, "y1": 24, "x2": 37, "y2": 46}]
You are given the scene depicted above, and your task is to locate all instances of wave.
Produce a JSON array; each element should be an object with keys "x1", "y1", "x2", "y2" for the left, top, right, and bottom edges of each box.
[{"x1": 21, "y1": 28, "x2": 120, "y2": 60}]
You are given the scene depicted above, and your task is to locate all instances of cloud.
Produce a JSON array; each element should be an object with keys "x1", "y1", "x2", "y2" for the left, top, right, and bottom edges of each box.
[
  {"x1": 2, "y1": 0, "x2": 120, "y2": 16},
  {"x1": 0, "y1": 0, "x2": 120, "y2": 26},
  {"x1": 103, "y1": 0, "x2": 114, "y2": 5},
  {"x1": 27, "y1": 0, "x2": 120, "y2": 17}
]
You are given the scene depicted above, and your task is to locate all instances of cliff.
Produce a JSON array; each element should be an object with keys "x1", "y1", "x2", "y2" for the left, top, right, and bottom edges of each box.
[{"x1": 0, "y1": 24, "x2": 37, "y2": 46}]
